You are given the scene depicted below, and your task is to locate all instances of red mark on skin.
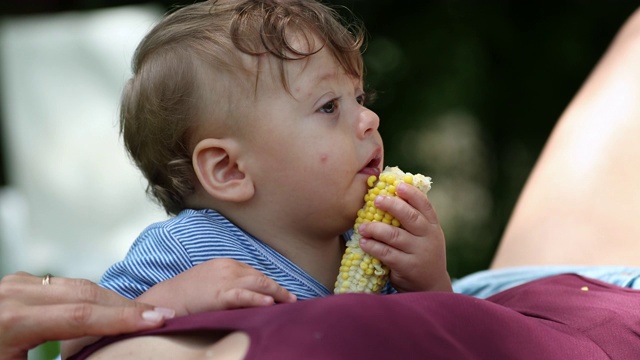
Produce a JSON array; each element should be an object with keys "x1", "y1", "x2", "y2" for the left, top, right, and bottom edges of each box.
[{"x1": 319, "y1": 154, "x2": 328, "y2": 163}]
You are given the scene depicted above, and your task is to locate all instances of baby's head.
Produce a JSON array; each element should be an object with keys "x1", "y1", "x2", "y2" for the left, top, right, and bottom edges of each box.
[{"x1": 121, "y1": 0, "x2": 366, "y2": 215}]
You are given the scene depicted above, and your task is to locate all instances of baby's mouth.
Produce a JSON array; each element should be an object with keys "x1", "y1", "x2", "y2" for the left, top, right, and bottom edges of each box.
[{"x1": 360, "y1": 155, "x2": 381, "y2": 176}]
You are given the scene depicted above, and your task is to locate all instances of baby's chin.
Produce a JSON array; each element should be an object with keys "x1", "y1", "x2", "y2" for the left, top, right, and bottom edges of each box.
[{"x1": 341, "y1": 205, "x2": 365, "y2": 233}]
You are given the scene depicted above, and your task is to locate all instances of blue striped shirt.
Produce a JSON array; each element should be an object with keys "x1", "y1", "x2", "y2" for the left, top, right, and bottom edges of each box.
[{"x1": 100, "y1": 208, "x2": 395, "y2": 300}]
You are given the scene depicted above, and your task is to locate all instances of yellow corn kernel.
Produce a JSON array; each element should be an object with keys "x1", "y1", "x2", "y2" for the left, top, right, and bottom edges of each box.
[{"x1": 335, "y1": 166, "x2": 432, "y2": 294}]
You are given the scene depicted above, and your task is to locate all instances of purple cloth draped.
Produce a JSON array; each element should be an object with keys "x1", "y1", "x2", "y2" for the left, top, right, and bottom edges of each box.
[{"x1": 71, "y1": 274, "x2": 640, "y2": 359}]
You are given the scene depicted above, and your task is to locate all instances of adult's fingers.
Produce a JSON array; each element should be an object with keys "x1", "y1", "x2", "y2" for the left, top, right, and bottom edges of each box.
[
  {"x1": 0, "y1": 272, "x2": 42, "y2": 285},
  {"x1": 0, "y1": 275, "x2": 145, "y2": 308},
  {"x1": 0, "y1": 302, "x2": 171, "y2": 356},
  {"x1": 217, "y1": 288, "x2": 284, "y2": 310},
  {"x1": 233, "y1": 272, "x2": 297, "y2": 304},
  {"x1": 209, "y1": 260, "x2": 296, "y2": 304}
]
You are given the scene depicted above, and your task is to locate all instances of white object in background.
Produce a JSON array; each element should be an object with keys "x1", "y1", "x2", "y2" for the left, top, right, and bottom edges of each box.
[
  {"x1": 0, "y1": 188, "x2": 28, "y2": 274},
  {"x1": 0, "y1": 5, "x2": 169, "y2": 281}
]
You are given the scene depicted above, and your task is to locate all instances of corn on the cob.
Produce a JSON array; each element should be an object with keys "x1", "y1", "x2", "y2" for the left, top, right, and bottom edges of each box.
[{"x1": 334, "y1": 166, "x2": 432, "y2": 294}]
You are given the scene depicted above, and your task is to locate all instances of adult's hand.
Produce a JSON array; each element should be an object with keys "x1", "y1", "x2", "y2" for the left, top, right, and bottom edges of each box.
[
  {"x1": 0, "y1": 272, "x2": 173, "y2": 360},
  {"x1": 138, "y1": 258, "x2": 297, "y2": 316}
]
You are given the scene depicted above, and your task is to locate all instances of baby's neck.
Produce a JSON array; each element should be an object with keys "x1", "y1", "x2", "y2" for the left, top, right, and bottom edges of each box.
[
  {"x1": 259, "y1": 227, "x2": 346, "y2": 291},
  {"x1": 230, "y1": 212, "x2": 345, "y2": 291},
  {"x1": 282, "y1": 235, "x2": 346, "y2": 291},
  {"x1": 199, "y1": 195, "x2": 349, "y2": 291}
]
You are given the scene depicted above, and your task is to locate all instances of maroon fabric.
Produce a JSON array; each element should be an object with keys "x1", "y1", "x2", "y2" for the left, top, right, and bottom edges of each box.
[
  {"x1": 72, "y1": 274, "x2": 640, "y2": 360},
  {"x1": 486, "y1": 274, "x2": 640, "y2": 359}
]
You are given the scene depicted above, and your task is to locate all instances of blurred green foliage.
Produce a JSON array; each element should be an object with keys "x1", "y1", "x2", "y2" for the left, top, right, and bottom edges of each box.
[{"x1": 31, "y1": 341, "x2": 59, "y2": 360}]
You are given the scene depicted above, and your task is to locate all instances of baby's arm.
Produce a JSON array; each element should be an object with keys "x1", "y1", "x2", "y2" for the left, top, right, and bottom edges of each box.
[{"x1": 358, "y1": 182, "x2": 452, "y2": 293}]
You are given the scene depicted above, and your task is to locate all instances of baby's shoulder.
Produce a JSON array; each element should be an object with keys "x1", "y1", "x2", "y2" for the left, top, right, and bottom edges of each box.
[
  {"x1": 142, "y1": 208, "x2": 232, "y2": 230},
  {"x1": 140, "y1": 208, "x2": 247, "y2": 244},
  {"x1": 122, "y1": 209, "x2": 254, "y2": 262}
]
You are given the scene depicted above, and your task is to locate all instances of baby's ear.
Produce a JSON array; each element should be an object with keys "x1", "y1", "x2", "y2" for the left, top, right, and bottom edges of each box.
[{"x1": 192, "y1": 138, "x2": 254, "y2": 202}]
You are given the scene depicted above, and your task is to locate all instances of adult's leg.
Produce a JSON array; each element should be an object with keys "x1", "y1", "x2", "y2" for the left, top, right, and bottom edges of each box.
[
  {"x1": 85, "y1": 331, "x2": 249, "y2": 360},
  {"x1": 491, "y1": 7, "x2": 640, "y2": 268}
]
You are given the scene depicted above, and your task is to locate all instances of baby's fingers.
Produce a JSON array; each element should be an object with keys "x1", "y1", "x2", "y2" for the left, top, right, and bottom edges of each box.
[
  {"x1": 378, "y1": 182, "x2": 439, "y2": 233},
  {"x1": 358, "y1": 227, "x2": 406, "y2": 269},
  {"x1": 396, "y1": 182, "x2": 439, "y2": 224}
]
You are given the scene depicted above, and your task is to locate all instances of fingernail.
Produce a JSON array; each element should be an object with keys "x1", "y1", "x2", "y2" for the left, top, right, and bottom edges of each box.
[
  {"x1": 262, "y1": 296, "x2": 274, "y2": 305},
  {"x1": 153, "y1": 307, "x2": 176, "y2": 319},
  {"x1": 142, "y1": 310, "x2": 164, "y2": 322},
  {"x1": 374, "y1": 195, "x2": 384, "y2": 206},
  {"x1": 142, "y1": 307, "x2": 175, "y2": 322}
]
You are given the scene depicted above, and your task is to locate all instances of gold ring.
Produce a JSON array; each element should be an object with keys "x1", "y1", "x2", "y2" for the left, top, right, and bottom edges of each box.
[{"x1": 42, "y1": 273, "x2": 52, "y2": 286}]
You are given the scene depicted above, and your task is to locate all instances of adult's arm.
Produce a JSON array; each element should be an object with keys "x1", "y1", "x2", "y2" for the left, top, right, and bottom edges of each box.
[{"x1": 492, "y1": 6, "x2": 640, "y2": 268}]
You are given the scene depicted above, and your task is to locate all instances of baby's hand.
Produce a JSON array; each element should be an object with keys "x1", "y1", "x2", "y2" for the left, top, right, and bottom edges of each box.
[
  {"x1": 357, "y1": 182, "x2": 452, "y2": 293},
  {"x1": 138, "y1": 258, "x2": 296, "y2": 316}
]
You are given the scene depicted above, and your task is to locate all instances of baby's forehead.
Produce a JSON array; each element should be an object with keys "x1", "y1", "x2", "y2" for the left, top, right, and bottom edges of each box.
[{"x1": 258, "y1": 48, "x2": 362, "y2": 95}]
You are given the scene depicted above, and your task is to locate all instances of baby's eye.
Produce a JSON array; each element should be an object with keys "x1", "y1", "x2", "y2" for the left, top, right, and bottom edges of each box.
[
  {"x1": 319, "y1": 99, "x2": 338, "y2": 114},
  {"x1": 356, "y1": 94, "x2": 366, "y2": 106}
]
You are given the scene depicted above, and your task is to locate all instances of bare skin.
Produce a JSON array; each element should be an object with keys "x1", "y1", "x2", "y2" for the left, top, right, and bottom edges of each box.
[
  {"x1": 61, "y1": 259, "x2": 295, "y2": 358},
  {"x1": 87, "y1": 332, "x2": 249, "y2": 360},
  {"x1": 491, "y1": 6, "x2": 640, "y2": 268},
  {"x1": 0, "y1": 272, "x2": 172, "y2": 360}
]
